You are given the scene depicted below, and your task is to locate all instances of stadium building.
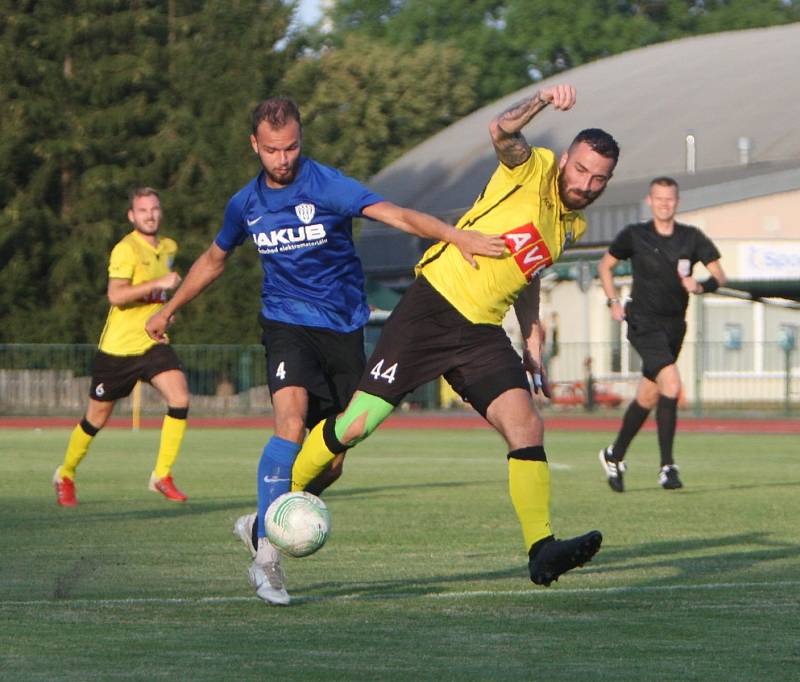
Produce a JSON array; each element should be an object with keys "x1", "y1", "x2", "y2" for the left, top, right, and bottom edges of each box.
[{"x1": 359, "y1": 23, "x2": 800, "y2": 408}]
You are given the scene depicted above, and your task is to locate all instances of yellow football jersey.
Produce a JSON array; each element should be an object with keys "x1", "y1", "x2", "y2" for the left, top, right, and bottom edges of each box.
[
  {"x1": 98, "y1": 231, "x2": 177, "y2": 356},
  {"x1": 416, "y1": 147, "x2": 586, "y2": 325}
]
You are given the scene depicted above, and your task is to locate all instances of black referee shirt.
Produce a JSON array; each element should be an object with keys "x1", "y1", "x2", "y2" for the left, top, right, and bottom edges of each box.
[{"x1": 609, "y1": 220, "x2": 721, "y2": 318}]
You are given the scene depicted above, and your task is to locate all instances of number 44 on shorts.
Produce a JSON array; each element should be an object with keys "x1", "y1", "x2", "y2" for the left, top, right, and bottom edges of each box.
[{"x1": 370, "y1": 359, "x2": 397, "y2": 384}]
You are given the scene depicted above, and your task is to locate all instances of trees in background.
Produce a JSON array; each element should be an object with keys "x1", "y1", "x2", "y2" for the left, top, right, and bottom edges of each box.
[
  {"x1": 282, "y1": 34, "x2": 480, "y2": 180},
  {"x1": 0, "y1": 0, "x2": 292, "y2": 343},
  {"x1": 2, "y1": 0, "x2": 798, "y2": 343},
  {"x1": 327, "y1": 0, "x2": 800, "y2": 86}
]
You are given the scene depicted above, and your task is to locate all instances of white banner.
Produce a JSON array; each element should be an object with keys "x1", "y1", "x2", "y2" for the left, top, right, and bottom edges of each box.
[{"x1": 738, "y1": 242, "x2": 800, "y2": 280}]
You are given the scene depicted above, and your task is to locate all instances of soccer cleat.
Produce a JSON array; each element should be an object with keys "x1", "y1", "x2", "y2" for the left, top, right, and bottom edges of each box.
[
  {"x1": 659, "y1": 464, "x2": 683, "y2": 490},
  {"x1": 529, "y1": 530, "x2": 603, "y2": 587},
  {"x1": 233, "y1": 512, "x2": 258, "y2": 558},
  {"x1": 249, "y1": 538, "x2": 290, "y2": 605},
  {"x1": 598, "y1": 446, "x2": 626, "y2": 493},
  {"x1": 148, "y1": 473, "x2": 188, "y2": 502},
  {"x1": 53, "y1": 467, "x2": 78, "y2": 507}
]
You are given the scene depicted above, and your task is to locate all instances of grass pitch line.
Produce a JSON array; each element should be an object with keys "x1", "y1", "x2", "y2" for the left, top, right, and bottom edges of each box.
[
  {"x1": 3, "y1": 579, "x2": 798, "y2": 607},
  {"x1": 427, "y1": 579, "x2": 800, "y2": 600}
]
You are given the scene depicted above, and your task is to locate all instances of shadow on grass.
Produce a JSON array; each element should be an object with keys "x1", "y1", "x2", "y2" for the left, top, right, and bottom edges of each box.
[
  {"x1": 0, "y1": 497, "x2": 255, "y2": 528},
  {"x1": 601, "y1": 480, "x2": 800, "y2": 496},
  {"x1": 323, "y1": 479, "x2": 494, "y2": 499},
  {"x1": 294, "y1": 531, "x2": 800, "y2": 604},
  {"x1": 591, "y1": 531, "x2": 800, "y2": 584},
  {"x1": 677, "y1": 480, "x2": 800, "y2": 494}
]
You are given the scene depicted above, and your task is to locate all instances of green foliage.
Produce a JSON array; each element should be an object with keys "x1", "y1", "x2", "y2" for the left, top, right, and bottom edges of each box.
[
  {"x1": 327, "y1": 0, "x2": 530, "y2": 102},
  {"x1": 2, "y1": 0, "x2": 799, "y2": 343},
  {"x1": 281, "y1": 34, "x2": 480, "y2": 179},
  {"x1": 502, "y1": 0, "x2": 800, "y2": 78},
  {"x1": 0, "y1": 0, "x2": 293, "y2": 344}
]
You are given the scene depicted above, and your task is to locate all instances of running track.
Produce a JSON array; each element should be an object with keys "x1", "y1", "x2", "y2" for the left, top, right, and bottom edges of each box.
[{"x1": 1, "y1": 413, "x2": 798, "y2": 434}]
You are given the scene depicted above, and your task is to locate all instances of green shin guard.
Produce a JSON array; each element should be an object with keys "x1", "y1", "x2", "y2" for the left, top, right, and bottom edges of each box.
[{"x1": 334, "y1": 392, "x2": 395, "y2": 446}]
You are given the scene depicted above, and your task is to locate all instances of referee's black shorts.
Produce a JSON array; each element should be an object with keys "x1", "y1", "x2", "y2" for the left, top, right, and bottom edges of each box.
[
  {"x1": 357, "y1": 275, "x2": 530, "y2": 418},
  {"x1": 89, "y1": 344, "x2": 183, "y2": 402},
  {"x1": 626, "y1": 309, "x2": 686, "y2": 381},
  {"x1": 259, "y1": 316, "x2": 365, "y2": 429}
]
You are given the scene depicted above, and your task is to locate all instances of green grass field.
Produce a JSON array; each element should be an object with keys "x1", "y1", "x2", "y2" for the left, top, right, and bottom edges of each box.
[{"x1": 1, "y1": 425, "x2": 798, "y2": 681}]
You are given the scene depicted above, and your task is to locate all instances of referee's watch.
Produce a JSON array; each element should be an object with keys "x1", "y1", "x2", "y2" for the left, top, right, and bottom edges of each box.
[{"x1": 606, "y1": 297, "x2": 620, "y2": 307}]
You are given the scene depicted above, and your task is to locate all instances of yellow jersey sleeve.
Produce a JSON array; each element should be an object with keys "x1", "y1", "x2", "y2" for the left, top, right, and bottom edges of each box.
[
  {"x1": 98, "y1": 232, "x2": 177, "y2": 356},
  {"x1": 416, "y1": 147, "x2": 586, "y2": 325},
  {"x1": 107, "y1": 241, "x2": 137, "y2": 281},
  {"x1": 495, "y1": 151, "x2": 540, "y2": 186}
]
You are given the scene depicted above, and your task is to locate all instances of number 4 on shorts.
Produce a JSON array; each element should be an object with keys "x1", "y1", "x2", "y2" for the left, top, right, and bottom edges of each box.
[
  {"x1": 370, "y1": 359, "x2": 397, "y2": 384},
  {"x1": 275, "y1": 361, "x2": 286, "y2": 380}
]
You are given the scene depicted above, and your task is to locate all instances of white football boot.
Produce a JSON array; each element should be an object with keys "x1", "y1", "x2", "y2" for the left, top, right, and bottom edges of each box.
[{"x1": 249, "y1": 537, "x2": 290, "y2": 606}]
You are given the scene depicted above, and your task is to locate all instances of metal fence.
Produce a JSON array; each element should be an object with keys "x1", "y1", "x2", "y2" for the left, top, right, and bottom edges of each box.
[
  {"x1": 546, "y1": 340, "x2": 798, "y2": 415},
  {"x1": 0, "y1": 339, "x2": 796, "y2": 416}
]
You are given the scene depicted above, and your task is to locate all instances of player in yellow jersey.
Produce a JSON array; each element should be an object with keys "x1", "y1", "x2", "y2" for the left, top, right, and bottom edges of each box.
[
  {"x1": 53, "y1": 188, "x2": 191, "y2": 506},
  {"x1": 289, "y1": 83, "x2": 620, "y2": 587}
]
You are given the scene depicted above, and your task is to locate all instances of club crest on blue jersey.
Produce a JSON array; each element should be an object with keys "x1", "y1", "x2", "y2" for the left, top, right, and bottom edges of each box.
[{"x1": 295, "y1": 203, "x2": 316, "y2": 224}]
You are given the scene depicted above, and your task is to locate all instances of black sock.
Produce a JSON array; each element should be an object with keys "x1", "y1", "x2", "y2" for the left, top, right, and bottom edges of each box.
[
  {"x1": 251, "y1": 515, "x2": 258, "y2": 551},
  {"x1": 656, "y1": 396, "x2": 678, "y2": 467},
  {"x1": 612, "y1": 400, "x2": 650, "y2": 460}
]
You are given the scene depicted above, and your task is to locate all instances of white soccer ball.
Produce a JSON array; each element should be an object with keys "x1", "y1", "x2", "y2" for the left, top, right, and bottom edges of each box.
[{"x1": 265, "y1": 491, "x2": 331, "y2": 558}]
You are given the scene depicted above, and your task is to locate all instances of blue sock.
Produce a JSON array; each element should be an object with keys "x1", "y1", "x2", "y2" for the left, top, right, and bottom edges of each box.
[{"x1": 257, "y1": 436, "x2": 302, "y2": 538}]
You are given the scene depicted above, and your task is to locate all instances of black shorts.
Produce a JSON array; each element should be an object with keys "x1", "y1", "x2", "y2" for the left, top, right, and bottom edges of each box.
[
  {"x1": 260, "y1": 316, "x2": 366, "y2": 429},
  {"x1": 357, "y1": 276, "x2": 529, "y2": 417},
  {"x1": 626, "y1": 309, "x2": 686, "y2": 381},
  {"x1": 89, "y1": 345, "x2": 183, "y2": 402}
]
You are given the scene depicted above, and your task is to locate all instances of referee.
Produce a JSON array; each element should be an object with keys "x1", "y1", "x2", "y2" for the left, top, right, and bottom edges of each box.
[{"x1": 598, "y1": 176, "x2": 726, "y2": 492}]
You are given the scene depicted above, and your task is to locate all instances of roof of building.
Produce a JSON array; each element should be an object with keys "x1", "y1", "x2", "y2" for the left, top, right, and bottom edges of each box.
[{"x1": 359, "y1": 23, "x2": 800, "y2": 277}]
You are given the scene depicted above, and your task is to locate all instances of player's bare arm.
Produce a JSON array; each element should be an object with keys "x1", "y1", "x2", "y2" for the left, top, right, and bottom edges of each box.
[
  {"x1": 145, "y1": 243, "x2": 229, "y2": 341},
  {"x1": 598, "y1": 252, "x2": 625, "y2": 321},
  {"x1": 513, "y1": 277, "x2": 550, "y2": 397},
  {"x1": 489, "y1": 84, "x2": 577, "y2": 168},
  {"x1": 107, "y1": 271, "x2": 181, "y2": 308},
  {"x1": 362, "y1": 201, "x2": 506, "y2": 268},
  {"x1": 680, "y1": 258, "x2": 727, "y2": 294}
]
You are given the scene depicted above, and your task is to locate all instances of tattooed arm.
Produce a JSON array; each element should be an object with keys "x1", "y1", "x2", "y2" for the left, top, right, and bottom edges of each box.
[{"x1": 488, "y1": 84, "x2": 577, "y2": 168}]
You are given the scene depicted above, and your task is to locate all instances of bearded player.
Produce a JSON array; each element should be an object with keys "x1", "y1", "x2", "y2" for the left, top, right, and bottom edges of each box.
[{"x1": 290, "y1": 84, "x2": 619, "y2": 592}]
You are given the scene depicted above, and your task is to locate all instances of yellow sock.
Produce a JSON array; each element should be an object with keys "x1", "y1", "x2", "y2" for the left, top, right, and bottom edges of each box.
[
  {"x1": 508, "y1": 459, "x2": 552, "y2": 550},
  {"x1": 60, "y1": 423, "x2": 95, "y2": 480},
  {"x1": 153, "y1": 414, "x2": 187, "y2": 479},
  {"x1": 291, "y1": 420, "x2": 336, "y2": 491}
]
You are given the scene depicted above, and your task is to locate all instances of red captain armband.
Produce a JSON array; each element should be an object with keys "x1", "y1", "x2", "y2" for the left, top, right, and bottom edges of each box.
[{"x1": 501, "y1": 223, "x2": 554, "y2": 281}]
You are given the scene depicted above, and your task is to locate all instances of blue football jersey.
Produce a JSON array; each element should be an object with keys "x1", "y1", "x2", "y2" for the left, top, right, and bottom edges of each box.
[{"x1": 215, "y1": 158, "x2": 384, "y2": 332}]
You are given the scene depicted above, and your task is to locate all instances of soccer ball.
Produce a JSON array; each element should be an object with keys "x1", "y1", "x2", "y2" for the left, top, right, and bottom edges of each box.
[{"x1": 265, "y1": 491, "x2": 331, "y2": 558}]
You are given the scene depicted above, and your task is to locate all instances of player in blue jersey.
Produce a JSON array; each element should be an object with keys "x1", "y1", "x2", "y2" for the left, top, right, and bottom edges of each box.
[{"x1": 146, "y1": 97, "x2": 505, "y2": 605}]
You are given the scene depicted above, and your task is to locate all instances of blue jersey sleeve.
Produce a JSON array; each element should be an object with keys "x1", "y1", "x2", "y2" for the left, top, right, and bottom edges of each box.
[
  {"x1": 214, "y1": 196, "x2": 249, "y2": 252},
  {"x1": 324, "y1": 171, "x2": 384, "y2": 217}
]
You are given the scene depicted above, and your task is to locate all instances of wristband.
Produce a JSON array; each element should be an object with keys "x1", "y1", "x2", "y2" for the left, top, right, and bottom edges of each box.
[
  {"x1": 606, "y1": 297, "x2": 620, "y2": 307},
  {"x1": 700, "y1": 277, "x2": 719, "y2": 293}
]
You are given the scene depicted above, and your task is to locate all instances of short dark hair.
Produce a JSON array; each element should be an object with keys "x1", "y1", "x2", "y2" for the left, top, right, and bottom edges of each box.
[
  {"x1": 128, "y1": 187, "x2": 160, "y2": 209},
  {"x1": 649, "y1": 176, "x2": 679, "y2": 192},
  {"x1": 570, "y1": 128, "x2": 620, "y2": 166},
  {"x1": 251, "y1": 97, "x2": 302, "y2": 134}
]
